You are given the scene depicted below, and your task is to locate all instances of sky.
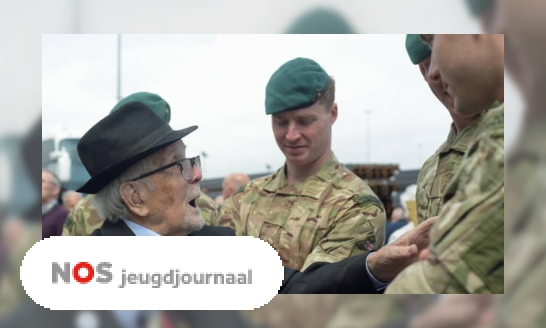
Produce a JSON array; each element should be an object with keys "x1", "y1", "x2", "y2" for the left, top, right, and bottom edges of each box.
[{"x1": 42, "y1": 34, "x2": 521, "y2": 180}]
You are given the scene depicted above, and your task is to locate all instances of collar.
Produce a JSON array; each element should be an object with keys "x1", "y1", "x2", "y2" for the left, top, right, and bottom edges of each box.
[
  {"x1": 42, "y1": 200, "x2": 58, "y2": 215},
  {"x1": 439, "y1": 107, "x2": 491, "y2": 154},
  {"x1": 122, "y1": 219, "x2": 161, "y2": 236},
  {"x1": 262, "y1": 154, "x2": 340, "y2": 199}
]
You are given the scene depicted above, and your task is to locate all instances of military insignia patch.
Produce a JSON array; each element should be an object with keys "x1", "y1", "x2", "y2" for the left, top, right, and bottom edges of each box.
[
  {"x1": 358, "y1": 239, "x2": 375, "y2": 251},
  {"x1": 353, "y1": 195, "x2": 385, "y2": 211}
]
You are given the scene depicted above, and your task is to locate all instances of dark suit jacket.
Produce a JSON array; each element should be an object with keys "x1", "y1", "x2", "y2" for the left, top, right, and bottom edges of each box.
[
  {"x1": 91, "y1": 220, "x2": 377, "y2": 294},
  {"x1": 42, "y1": 204, "x2": 68, "y2": 239},
  {"x1": 280, "y1": 253, "x2": 378, "y2": 294}
]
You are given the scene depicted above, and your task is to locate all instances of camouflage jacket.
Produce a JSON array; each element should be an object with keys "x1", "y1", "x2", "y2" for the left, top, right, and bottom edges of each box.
[
  {"x1": 416, "y1": 110, "x2": 488, "y2": 223},
  {"x1": 215, "y1": 155, "x2": 386, "y2": 271},
  {"x1": 62, "y1": 193, "x2": 219, "y2": 236},
  {"x1": 500, "y1": 113, "x2": 546, "y2": 327},
  {"x1": 386, "y1": 104, "x2": 504, "y2": 294}
]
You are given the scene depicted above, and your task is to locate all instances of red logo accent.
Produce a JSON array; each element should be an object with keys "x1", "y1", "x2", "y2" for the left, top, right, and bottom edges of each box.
[{"x1": 72, "y1": 262, "x2": 95, "y2": 284}]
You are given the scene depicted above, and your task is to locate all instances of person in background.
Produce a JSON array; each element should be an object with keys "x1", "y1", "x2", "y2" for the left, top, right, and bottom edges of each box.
[
  {"x1": 385, "y1": 206, "x2": 407, "y2": 243},
  {"x1": 222, "y1": 173, "x2": 250, "y2": 200},
  {"x1": 61, "y1": 190, "x2": 82, "y2": 212},
  {"x1": 42, "y1": 169, "x2": 68, "y2": 239}
]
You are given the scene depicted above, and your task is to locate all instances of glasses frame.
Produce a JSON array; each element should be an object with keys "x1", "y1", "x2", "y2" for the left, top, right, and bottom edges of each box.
[{"x1": 128, "y1": 155, "x2": 201, "y2": 182}]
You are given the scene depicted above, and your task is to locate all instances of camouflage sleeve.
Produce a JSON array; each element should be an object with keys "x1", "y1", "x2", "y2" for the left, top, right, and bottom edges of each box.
[
  {"x1": 215, "y1": 187, "x2": 245, "y2": 235},
  {"x1": 301, "y1": 195, "x2": 386, "y2": 271},
  {"x1": 61, "y1": 195, "x2": 104, "y2": 236},
  {"x1": 61, "y1": 206, "x2": 80, "y2": 236},
  {"x1": 386, "y1": 131, "x2": 504, "y2": 294},
  {"x1": 196, "y1": 194, "x2": 219, "y2": 226}
]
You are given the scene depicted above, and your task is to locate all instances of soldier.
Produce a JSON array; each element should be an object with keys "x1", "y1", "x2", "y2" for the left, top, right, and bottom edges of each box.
[
  {"x1": 406, "y1": 34, "x2": 497, "y2": 224},
  {"x1": 386, "y1": 34, "x2": 504, "y2": 294},
  {"x1": 216, "y1": 57, "x2": 386, "y2": 271},
  {"x1": 61, "y1": 92, "x2": 219, "y2": 236}
]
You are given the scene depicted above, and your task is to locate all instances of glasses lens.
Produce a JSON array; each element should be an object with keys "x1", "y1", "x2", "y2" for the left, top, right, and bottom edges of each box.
[
  {"x1": 180, "y1": 156, "x2": 201, "y2": 181},
  {"x1": 181, "y1": 159, "x2": 192, "y2": 181},
  {"x1": 194, "y1": 156, "x2": 201, "y2": 170}
]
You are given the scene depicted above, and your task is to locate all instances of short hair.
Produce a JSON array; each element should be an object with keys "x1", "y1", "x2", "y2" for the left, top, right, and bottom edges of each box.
[
  {"x1": 42, "y1": 169, "x2": 61, "y2": 186},
  {"x1": 318, "y1": 76, "x2": 336, "y2": 109},
  {"x1": 62, "y1": 190, "x2": 81, "y2": 204},
  {"x1": 93, "y1": 153, "x2": 158, "y2": 223}
]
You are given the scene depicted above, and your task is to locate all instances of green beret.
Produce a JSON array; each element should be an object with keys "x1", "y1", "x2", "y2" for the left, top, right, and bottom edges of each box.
[
  {"x1": 110, "y1": 92, "x2": 171, "y2": 123},
  {"x1": 405, "y1": 34, "x2": 431, "y2": 65},
  {"x1": 465, "y1": 0, "x2": 496, "y2": 17},
  {"x1": 265, "y1": 58, "x2": 330, "y2": 115},
  {"x1": 285, "y1": 8, "x2": 355, "y2": 34}
]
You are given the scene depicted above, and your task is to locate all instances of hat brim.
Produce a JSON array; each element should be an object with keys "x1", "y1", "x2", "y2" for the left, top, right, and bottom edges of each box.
[{"x1": 76, "y1": 126, "x2": 197, "y2": 194}]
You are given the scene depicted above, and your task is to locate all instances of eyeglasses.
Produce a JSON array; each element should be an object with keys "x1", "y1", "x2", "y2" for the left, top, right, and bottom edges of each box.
[{"x1": 128, "y1": 156, "x2": 201, "y2": 182}]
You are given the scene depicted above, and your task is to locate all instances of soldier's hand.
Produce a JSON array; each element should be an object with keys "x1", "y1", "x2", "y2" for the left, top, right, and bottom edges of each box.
[
  {"x1": 367, "y1": 217, "x2": 437, "y2": 283},
  {"x1": 393, "y1": 216, "x2": 437, "y2": 251}
]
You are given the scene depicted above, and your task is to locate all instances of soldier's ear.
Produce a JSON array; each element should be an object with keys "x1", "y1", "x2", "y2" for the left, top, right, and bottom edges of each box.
[
  {"x1": 119, "y1": 182, "x2": 149, "y2": 217},
  {"x1": 330, "y1": 103, "x2": 338, "y2": 124}
]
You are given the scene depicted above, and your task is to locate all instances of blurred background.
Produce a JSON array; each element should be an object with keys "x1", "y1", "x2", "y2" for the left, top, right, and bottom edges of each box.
[{"x1": 0, "y1": 0, "x2": 541, "y2": 327}]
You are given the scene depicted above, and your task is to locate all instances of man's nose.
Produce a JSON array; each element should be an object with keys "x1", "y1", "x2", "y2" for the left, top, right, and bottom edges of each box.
[
  {"x1": 190, "y1": 165, "x2": 203, "y2": 184},
  {"x1": 427, "y1": 54, "x2": 441, "y2": 82},
  {"x1": 286, "y1": 122, "x2": 301, "y2": 141}
]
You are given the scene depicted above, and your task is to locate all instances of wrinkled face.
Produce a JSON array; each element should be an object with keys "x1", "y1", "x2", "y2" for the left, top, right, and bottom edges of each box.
[
  {"x1": 42, "y1": 170, "x2": 60, "y2": 203},
  {"x1": 143, "y1": 141, "x2": 204, "y2": 235},
  {"x1": 422, "y1": 34, "x2": 502, "y2": 117},
  {"x1": 272, "y1": 102, "x2": 337, "y2": 167},
  {"x1": 418, "y1": 55, "x2": 455, "y2": 111}
]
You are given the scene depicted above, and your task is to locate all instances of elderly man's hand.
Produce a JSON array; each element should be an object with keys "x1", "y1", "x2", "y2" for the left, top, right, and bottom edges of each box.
[
  {"x1": 393, "y1": 216, "x2": 437, "y2": 249},
  {"x1": 367, "y1": 217, "x2": 437, "y2": 283}
]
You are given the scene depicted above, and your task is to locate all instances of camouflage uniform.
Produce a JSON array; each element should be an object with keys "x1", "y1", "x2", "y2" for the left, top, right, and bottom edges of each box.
[
  {"x1": 215, "y1": 155, "x2": 386, "y2": 271},
  {"x1": 62, "y1": 193, "x2": 219, "y2": 236},
  {"x1": 386, "y1": 104, "x2": 504, "y2": 294},
  {"x1": 499, "y1": 114, "x2": 546, "y2": 327},
  {"x1": 416, "y1": 111, "x2": 488, "y2": 223}
]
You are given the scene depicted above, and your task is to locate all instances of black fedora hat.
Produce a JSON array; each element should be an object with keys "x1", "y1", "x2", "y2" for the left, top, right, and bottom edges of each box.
[{"x1": 76, "y1": 101, "x2": 197, "y2": 194}]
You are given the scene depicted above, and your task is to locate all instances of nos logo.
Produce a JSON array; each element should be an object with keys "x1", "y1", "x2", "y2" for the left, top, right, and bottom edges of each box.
[{"x1": 52, "y1": 262, "x2": 113, "y2": 284}]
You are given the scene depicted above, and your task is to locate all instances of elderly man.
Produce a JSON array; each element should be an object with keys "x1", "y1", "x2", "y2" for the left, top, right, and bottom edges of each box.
[
  {"x1": 75, "y1": 101, "x2": 227, "y2": 237},
  {"x1": 62, "y1": 92, "x2": 219, "y2": 236},
  {"x1": 42, "y1": 169, "x2": 69, "y2": 239},
  {"x1": 406, "y1": 34, "x2": 497, "y2": 224},
  {"x1": 217, "y1": 57, "x2": 386, "y2": 271},
  {"x1": 386, "y1": 34, "x2": 504, "y2": 294}
]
